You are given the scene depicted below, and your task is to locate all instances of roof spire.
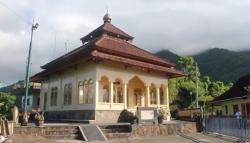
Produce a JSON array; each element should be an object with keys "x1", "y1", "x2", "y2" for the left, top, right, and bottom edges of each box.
[{"x1": 103, "y1": 11, "x2": 111, "y2": 23}]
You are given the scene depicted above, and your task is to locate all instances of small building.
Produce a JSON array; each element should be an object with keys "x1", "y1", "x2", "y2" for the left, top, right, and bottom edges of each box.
[
  {"x1": 211, "y1": 74, "x2": 250, "y2": 117},
  {"x1": 0, "y1": 80, "x2": 41, "y2": 112},
  {"x1": 33, "y1": 13, "x2": 184, "y2": 123}
]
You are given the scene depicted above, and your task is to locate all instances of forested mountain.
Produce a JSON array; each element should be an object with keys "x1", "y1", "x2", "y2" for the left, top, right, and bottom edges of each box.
[{"x1": 156, "y1": 48, "x2": 250, "y2": 83}]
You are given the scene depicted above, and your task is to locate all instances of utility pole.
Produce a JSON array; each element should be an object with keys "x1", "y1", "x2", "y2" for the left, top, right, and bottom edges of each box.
[
  {"x1": 24, "y1": 21, "x2": 39, "y2": 113},
  {"x1": 196, "y1": 62, "x2": 199, "y2": 108}
]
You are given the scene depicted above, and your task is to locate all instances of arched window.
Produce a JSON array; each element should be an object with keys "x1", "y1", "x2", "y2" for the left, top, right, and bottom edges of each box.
[
  {"x1": 150, "y1": 84, "x2": 157, "y2": 105},
  {"x1": 50, "y1": 87, "x2": 57, "y2": 106},
  {"x1": 86, "y1": 79, "x2": 94, "y2": 104},
  {"x1": 78, "y1": 81, "x2": 85, "y2": 104},
  {"x1": 64, "y1": 83, "x2": 72, "y2": 105},
  {"x1": 79, "y1": 79, "x2": 94, "y2": 104},
  {"x1": 99, "y1": 76, "x2": 110, "y2": 103},
  {"x1": 113, "y1": 78, "x2": 123, "y2": 103}
]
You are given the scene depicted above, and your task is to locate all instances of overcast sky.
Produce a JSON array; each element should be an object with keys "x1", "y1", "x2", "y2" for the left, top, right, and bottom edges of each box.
[{"x1": 0, "y1": 0, "x2": 250, "y2": 85}]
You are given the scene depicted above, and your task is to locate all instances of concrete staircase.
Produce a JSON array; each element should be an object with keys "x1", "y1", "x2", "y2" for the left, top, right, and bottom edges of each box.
[
  {"x1": 44, "y1": 126, "x2": 83, "y2": 140},
  {"x1": 99, "y1": 124, "x2": 131, "y2": 140}
]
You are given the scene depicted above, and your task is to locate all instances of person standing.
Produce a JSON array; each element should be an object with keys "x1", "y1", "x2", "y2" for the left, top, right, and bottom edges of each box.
[{"x1": 235, "y1": 109, "x2": 242, "y2": 129}]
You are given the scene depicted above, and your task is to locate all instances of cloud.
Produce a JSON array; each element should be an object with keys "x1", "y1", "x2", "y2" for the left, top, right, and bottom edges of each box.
[{"x1": 0, "y1": 0, "x2": 250, "y2": 84}]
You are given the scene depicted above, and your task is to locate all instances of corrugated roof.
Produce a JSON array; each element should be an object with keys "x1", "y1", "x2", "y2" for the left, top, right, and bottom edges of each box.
[{"x1": 212, "y1": 74, "x2": 250, "y2": 103}]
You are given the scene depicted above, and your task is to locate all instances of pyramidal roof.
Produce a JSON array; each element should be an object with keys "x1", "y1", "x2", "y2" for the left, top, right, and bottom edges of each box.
[
  {"x1": 33, "y1": 13, "x2": 184, "y2": 81},
  {"x1": 80, "y1": 13, "x2": 133, "y2": 43}
]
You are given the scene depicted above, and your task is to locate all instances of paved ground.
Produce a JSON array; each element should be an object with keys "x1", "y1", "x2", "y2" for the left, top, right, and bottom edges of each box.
[{"x1": 8, "y1": 133, "x2": 230, "y2": 143}]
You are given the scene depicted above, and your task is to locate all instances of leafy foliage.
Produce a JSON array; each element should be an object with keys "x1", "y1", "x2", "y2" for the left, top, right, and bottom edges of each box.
[
  {"x1": 0, "y1": 92, "x2": 16, "y2": 118},
  {"x1": 169, "y1": 57, "x2": 232, "y2": 109}
]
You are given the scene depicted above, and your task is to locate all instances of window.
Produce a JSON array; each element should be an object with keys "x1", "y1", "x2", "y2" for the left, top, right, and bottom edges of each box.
[
  {"x1": 37, "y1": 97, "x2": 40, "y2": 106},
  {"x1": 99, "y1": 76, "x2": 110, "y2": 102},
  {"x1": 79, "y1": 81, "x2": 85, "y2": 104},
  {"x1": 113, "y1": 79, "x2": 123, "y2": 103},
  {"x1": 150, "y1": 85, "x2": 157, "y2": 105},
  {"x1": 241, "y1": 103, "x2": 250, "y2": 117},
  {"x1": 86, "y1": 79, "x2": 94, "y2": 103},
  {"x1": 160, "y1": 87, "x2": 164, "y2": 105},
  {"x1": 50, "y1": 87, "x2": 58, "y2": 106},
  {"x1": 78, "y1": 79, "x2": 94, "y2": 104},
  {"x1": 247, "y1": 103, "x2": 250, "y2": 117},
  {"x1": 44, "y1": 92, "x2": 47, "y2": 110},
  {"x1": 225, "y1": 105, "x2": 228, "y2": 115},
  {"x1": 233, "y1": 104, "x2": 239, "y2": 114},
  {"x1": 27, "y1": 98, "x2": 30, "y2": 106},
  {"x1": 64, "y1": 83, "x2": 72, "y2": 105}
]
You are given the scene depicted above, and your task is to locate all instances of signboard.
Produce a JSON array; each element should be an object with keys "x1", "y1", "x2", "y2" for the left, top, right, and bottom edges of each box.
[
  {"x1": 141, "y1": 110, "x2": 154, "y2": 120},
  {"x1": 137, "y1": 107, "x2": 158, "y2": 124}
]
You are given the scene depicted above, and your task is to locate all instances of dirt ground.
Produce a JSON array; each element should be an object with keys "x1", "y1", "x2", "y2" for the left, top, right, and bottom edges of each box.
[{"x1": 7, "y1": 133, "x2": 230, "y2": 143}]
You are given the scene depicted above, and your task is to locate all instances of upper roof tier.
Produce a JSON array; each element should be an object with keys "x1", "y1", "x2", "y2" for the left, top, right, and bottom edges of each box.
[
  {"x1": 80, "y1": 13, "x2": 134, "y2": 43},
  {"x1": 33, "y1": 13, "x2": 185, "y2": 80}
]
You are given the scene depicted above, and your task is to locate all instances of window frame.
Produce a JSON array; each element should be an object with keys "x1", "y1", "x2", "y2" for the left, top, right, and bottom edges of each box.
[
  {"x1": 64, "y1": 83, "x2": 72, "y2": 105},
  {"x1": 50, "y1": 87, "x2": 58, "y2": 106}
]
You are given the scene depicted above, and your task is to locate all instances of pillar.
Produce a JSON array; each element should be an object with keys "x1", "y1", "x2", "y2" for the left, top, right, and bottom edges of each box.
[
  {"x1": 157, "y1": 87, "x2": 160, "y2": 107},
  {"x1": 166, "y1": 84, "x2": 169, "y2": 110},
  {"x1": 95, "y1": 81, "x2": 99, "y2": 106},
  {"x1": 146, "y1": 86, "x2": 150, "y2": 107},
  {"x1": 166, "y1": 81, "x2": 171, "y2": 121},
  {"x1": 109, "y1": 82, "x2": 113, "y2": 104},
  {"x1": 123, "y1": 83, "x2": 127, "y2": 109}
]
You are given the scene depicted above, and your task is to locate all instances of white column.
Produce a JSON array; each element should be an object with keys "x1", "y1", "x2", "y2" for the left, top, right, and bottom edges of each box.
[
  {"x1": 109, "y1": 82, "x2": 114, "y2": 104},
  {"x1": 166, "y1": 81, "x2": 170, "y2": 121},
  {"x1": 123, "y1": 83, "x2": 127, "y2": 109},
  {"x1": 146, "y1": 86, "x2": 150, "y2": 107},
  {"x1": 157, "y1": 87, "x2": 160, "y2": 107},
  {"x1": 95, "y1": 81, "x2": 99, "y2": 107},
  {"x1": 166, "y1": 85, "x2": 169, "y2": 110}
]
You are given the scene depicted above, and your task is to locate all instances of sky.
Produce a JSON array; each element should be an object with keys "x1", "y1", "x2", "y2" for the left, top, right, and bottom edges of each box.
[{"x1": 0, "y1": 0, "x2": 250, "y2": 85}]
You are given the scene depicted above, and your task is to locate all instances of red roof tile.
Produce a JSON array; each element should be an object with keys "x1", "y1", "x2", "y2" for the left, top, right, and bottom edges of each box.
[
  {"x1": 91, "y1": 50, "x2": 184, "y2": 77},
  {"x1": 80, "y1": 22, "x2": 133, "y2": 43},
  {"x1": 94, "y1": 35, "x2": 175, "y2": 67}
]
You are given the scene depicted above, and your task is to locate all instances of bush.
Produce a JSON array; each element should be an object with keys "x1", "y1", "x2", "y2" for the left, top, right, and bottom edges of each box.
[
  {"x1": 118, "y1": 109, "x2": 137, "y2": 124},
  {"x1": 0, "y1": 92, "x2": 16, "y2": 119}
]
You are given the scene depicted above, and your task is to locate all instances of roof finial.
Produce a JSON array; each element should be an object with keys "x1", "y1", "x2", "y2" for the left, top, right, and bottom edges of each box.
[{"x1": 103, "y1": 8, "x2": 111, "y2": 23}]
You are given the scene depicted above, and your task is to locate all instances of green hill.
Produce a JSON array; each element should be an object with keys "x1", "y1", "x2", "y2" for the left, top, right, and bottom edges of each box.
[
  {"x1": 155, "y1": 48, "x2": 250, "y2": 83},
  {"x1": 155, "y1": 49, "x2": 180, "y2": 63}
]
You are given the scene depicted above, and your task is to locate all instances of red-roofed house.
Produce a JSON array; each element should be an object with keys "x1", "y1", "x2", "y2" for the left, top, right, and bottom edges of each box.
[{"x1": 33, "y1": 13, "x2": 184, "y2": 123}]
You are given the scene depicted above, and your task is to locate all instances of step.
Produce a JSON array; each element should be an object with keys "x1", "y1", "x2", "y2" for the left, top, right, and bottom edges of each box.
[
  {"x1": 105, "y1": 133, "x2": 131, "y2": 140},
  {"x1": 45, "y1": 130, "x2": 79, "y2": 135},
  {"x1": 45, "y1": 126, "x2": 78, "y2": 130},
  {"x1": 101, "y1": 128, "x2": 130, "y2": 133},
  {"x1": 44, "y1": 134, "x2": 79, "y2": 140}
]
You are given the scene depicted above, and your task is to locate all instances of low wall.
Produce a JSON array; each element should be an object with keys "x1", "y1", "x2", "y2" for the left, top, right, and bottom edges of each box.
[
  {"x1": 13, "y1": 121, "x2": 199, "y2": 140},
  {"x1": 95, "y1": 110, "x2": 122, "y2": 123},
  {"x1": 132, "y1": 122, "x2": 199, "y2": 137},
  {"x1": 44, "y1": 110, "x2": 122, "y2": 123},
  {"x1": 44, "y1": 110, "x2": 95, "y2": 121},
  {"x1": 14, "y1": 126, "x2": 45, "y2": 136}
]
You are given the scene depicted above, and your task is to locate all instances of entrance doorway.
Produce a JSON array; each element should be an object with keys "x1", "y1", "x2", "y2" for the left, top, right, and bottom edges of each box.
[{"x1": 127, "y1": 76, "x2": 146, "y2": 109}]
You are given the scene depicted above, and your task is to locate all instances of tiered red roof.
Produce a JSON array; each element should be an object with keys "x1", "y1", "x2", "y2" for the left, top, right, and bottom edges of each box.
[{"x1": 33, "y1": 14, "x2": 184, "y2": 81}]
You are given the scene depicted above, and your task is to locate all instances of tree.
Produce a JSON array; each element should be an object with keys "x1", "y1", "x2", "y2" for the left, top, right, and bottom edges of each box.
[
  {"x1": 169, "y1": 56, "x2": 232, "y2": 109},
  {"x1": 0, "y1": 92, "x2": 16, "y2": 119},
  {"x1": 178, "y1": 57, "x2": 200, "y2": 81},
  {"x1": 172, "y1": 57, "x2": 205, "y2": 108}
]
